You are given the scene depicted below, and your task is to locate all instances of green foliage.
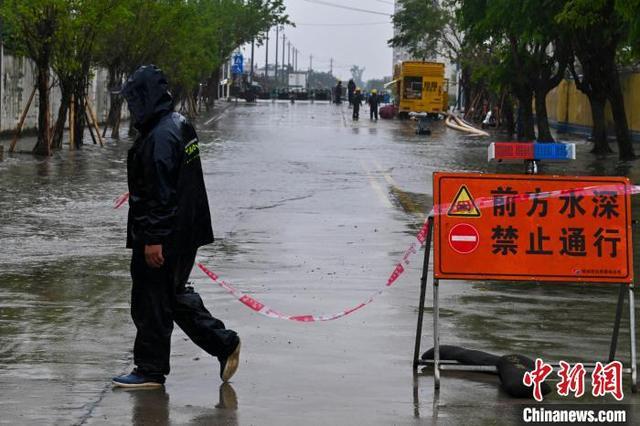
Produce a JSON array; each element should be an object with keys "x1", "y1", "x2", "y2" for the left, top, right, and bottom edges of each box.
[
  {"x1": 617, "y1": 0, "x2": 640, "y2": 50},
  {"x1": 115, "y1": 0, "x2": 292, "y2": 91},
  {"x1": 0, "y1": 0, "x2": 66, "y2": 64},
  {"x1": 460, "y1": 0, "x2": 569, "y2": 91},
  {"x1": 389, "y1": 0, "x2": 447, "y2": 60},
  {"x1": 2, "y1": 0, "x2": 290, "y2": 97},
  {"x1": 54, "y1": 1, "x2": 121, "y2": 84}
]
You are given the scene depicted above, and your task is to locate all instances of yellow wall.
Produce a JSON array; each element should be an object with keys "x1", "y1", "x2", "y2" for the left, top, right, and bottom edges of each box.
[{"x1": 546, "y1": 73, "x2": 640, "y2": 134}]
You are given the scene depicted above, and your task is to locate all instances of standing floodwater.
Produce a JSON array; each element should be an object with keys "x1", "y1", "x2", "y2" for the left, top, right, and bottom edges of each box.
[{"x1": 1, "y1": 102, "x2": 639, "y2": 424}]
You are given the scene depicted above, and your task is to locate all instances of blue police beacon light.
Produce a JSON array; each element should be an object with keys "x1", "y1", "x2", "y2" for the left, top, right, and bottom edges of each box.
[{"x1": 488, "y1": 142, "x2": 576, "y2": 162}]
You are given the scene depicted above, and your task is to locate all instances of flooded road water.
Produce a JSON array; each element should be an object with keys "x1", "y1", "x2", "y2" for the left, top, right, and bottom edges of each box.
[{"x1": 1, "y1": 101, "x2": 640, "y2": 425}]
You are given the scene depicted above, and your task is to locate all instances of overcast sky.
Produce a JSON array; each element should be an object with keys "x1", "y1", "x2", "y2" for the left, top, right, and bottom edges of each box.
[{"x1": 239, "y1": 0, "x2": 395, "y2": 82}]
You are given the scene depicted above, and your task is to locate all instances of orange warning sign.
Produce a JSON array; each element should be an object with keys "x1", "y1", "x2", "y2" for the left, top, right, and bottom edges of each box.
[
  {"x1": 433, "y1": 172, "x2": 633, "y2": 283},
  {"x1": 448, "y1": 185, "x2": 481, "y2": 217}
]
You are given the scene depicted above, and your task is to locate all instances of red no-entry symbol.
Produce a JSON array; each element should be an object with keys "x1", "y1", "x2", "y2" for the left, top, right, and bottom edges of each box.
[{"x1": 448, "y1": 223, "x2": 480, "y2": 254}]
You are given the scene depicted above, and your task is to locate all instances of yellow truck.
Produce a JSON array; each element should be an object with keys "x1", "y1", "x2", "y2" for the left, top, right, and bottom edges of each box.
[{"x1": 390, "y1": 61, "x2": 448, "y2": 118}]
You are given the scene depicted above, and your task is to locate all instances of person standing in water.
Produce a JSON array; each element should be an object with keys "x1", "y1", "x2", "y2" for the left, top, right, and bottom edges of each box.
[
  {"x1": 334, "y1": 81, "x2": 343, "y2": 104},
  {"x1": 352, "y1": 88, "x2": 363, "y2": 121},
  {"x1": 347, "y1": 79, "x2": 356, "y2": 107},
  {"x1": 112, "y1": 65, "x2": 241, "y2": 389},
  {"x1": 368, "y1": 89, "x2": 380, "y2": 121}
]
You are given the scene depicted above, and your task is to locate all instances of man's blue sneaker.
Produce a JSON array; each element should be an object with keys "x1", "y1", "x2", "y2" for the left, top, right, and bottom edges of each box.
[{"x1": 112, "y1": 369, "x2": 165, "y2": 389}]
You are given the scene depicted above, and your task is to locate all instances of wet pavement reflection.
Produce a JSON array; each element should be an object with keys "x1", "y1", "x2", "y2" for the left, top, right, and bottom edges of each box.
[{"x1": 1, "y1": 100, "x2": 640, "y2": 424}]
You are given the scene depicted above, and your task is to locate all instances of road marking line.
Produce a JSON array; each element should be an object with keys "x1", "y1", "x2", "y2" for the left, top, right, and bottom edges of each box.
[
  {"x1": 372, "y1": 158, "x2": 398, "y2": 188},
  {"x1": 360, "y1": 160, "x2": 393, "y2": 208},
  {"x1": 205, "y1": 105, "x2": 233, "y2": 125}
]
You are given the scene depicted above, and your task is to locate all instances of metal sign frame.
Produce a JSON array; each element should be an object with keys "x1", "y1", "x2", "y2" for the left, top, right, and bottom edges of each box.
[{"x1": 412, "y1": 215, "x2": 638, "y2": 393}]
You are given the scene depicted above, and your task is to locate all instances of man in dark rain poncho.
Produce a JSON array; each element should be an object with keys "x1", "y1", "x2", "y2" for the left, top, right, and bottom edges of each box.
[
  {"x1": 112, "y1": 65, "x2": 240, "y2": 388},
  {"x1": 347, "y1": 79, "x2": 356, "y2": 106}
]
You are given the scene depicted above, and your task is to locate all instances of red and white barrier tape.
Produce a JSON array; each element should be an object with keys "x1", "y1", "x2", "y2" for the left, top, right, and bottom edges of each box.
[
  {"x1": 113, "y1": 181, "x2": 640, "y2": 322},
  {"x1": 114, "y1": 190, "x2": 431, "y2": 322},
  {"x1": 197, "y1": 217, "x2": 431, "y2": 322},
  {"x1": 114, "y1": 192, "x2": 130, "y2": 209},
  {"x1": 114, "y1": 184, "x2": 640, "y2": 213}
]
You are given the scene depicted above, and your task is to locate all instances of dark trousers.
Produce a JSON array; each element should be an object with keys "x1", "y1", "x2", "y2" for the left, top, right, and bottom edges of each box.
[
  {"x1": 130, "y1": 249, "x2": 238, "y2": 377},
  {"x1": 370, "y1": 106, "x2": 378, "y2": 120},
  {"x1": 353, "y1": 104, "x2": 360, "y2": 120}
]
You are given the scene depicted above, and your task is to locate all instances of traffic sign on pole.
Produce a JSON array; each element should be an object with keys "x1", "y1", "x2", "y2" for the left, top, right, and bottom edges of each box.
[{"x1": 231, "y1": 52, "x2": 244, "y2": 75}]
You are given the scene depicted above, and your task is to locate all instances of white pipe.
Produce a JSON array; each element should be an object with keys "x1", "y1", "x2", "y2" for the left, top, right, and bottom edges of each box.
[{"x1": 445, "y1": 113, "x2": 489, "y2": 136}]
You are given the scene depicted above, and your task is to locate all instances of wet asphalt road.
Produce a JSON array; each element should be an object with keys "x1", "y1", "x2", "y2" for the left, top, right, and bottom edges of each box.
[{"x1": 1, "y1": 100, "x2": 640, "y2": 425}]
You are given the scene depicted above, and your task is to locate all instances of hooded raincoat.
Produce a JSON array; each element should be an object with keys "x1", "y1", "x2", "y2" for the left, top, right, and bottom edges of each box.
[
  {"x1": 123, "y1": 65, "x2": 214, "y2": 255},
  {"x1": 120, "y1": 65, "x2": 237, "y2": 379}
]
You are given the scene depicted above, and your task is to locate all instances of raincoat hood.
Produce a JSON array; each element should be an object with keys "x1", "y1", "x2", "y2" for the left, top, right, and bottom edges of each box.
[{"x1": 121, "y1": 65, "x2": 174, "y2": 132}]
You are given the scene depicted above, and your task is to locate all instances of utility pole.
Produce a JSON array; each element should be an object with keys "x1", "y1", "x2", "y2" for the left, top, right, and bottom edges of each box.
[
  {"x1": 264, "y1": 30, "x2": 269, "y2": 80},
  {"x1": 281, "y1": 33, "x2": 286, "y2": 85},
  {"x1": 287, "y1": 41, "x2": 291, "y2": 74},
  {"x1": 309, "y1": 54, "x2": 313, "y2": 72},
  {"x1": 330, "y1": 58, "x2": 333, "y2": 75},
  {"x1": 250, "y1": 39, "x2": 255, "y2": 83},
  {"x1": 274, "y1": 27, "x2": 279, "y2": 83}
]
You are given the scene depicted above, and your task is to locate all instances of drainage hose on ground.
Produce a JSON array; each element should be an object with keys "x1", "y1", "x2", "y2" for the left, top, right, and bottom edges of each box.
[
  {"x1": 445, "y1": 113, "x2": 490, "y2": 137},
  {"x1": 421, "y1": 345, "x2": 552, "y2": 398}
]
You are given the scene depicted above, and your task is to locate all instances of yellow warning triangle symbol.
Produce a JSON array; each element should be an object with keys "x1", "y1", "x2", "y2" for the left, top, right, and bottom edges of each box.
[{"x1": 448, "y1": 185, "x2": 481, "y2": 217}]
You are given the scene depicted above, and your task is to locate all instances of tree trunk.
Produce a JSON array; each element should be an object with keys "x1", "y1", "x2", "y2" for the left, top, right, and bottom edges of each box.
[
  {"x1": 461, "y1": 66, "x2": 471, "y2": 112},
  {"x1": 105, "y1": 68, "x2": 123, "y2": 139},
  {"x1": 587, "y1": 94, "x2": 611, "y2": 154},
  {"x1": 503, "y1": 94, "x2": 515, "y2": 138},
  {"x1": 112, "y1": 102, "x2": 123, "y2": 137},
  {"x1": 207, "y1": 69, "x2": 220, "y2": 108},
  {"x1": 73, "y1": 93, "x2": 87, "y2": 147},
  {"x1": 51, "y1": 97, "x2": 69, "y2": 150},
  {"x1": 32, "y1": 65, "x2": 51, "y2": 155},
  {"x1": 51, "y1": 78, "x2": 72, "y2": 150},
  {"x1": 517, "y1": 92, "x2": 536, "y2": 141},
  {"x1": 534, "y1": 87, "x2": 554, "y2": 142},
  {"x1": 607, "y1": 71, "x2": 635, "y2": 159}
]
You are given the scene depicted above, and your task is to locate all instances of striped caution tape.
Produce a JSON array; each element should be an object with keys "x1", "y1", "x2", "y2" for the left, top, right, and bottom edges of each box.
[
  {"x1": 112, "y1": 181, "x2": 640, "y2": 322},
  {"x1": 114, "y1": 184, "x2": 640, "y2": 213},
  {"x1": 113, "y1": 190, "x2": 431, "y2": 322},
  {"x1": 197, "y1": 216, "x2": 431, "y2": 322},
  {"x1": 113, "y1": 192, "x2": 130, "y2": 209},
  {"x1": 434, "y1": 183, "x2": 640, "y2": 216}
]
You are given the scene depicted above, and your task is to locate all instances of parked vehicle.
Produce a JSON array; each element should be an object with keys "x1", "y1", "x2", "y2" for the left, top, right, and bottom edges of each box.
[{"x1": 389, "y1": 61, "x2": 448, "y2": 118}]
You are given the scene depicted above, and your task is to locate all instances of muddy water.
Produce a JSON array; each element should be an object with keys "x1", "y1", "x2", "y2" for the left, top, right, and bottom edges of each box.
[{"x1": 1, "y1": 102, "x2": 639, "y2": 425}]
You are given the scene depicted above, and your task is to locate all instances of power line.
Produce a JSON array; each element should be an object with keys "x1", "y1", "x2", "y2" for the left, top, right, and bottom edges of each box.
[
  {"x1": 301, "y1": 0, "x2": 391, "y2": 17},
  {"x1": 295, "y1": 21, "x2": 390, "y2": 27}
]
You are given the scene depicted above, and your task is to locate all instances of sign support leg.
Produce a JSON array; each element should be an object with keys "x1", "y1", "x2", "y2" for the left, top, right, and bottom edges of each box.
[
  {"x1": 433, "y1": 277, "x2": 440, "y2": 389},
  {"x1": 629, "y1": 285, "x2": 637, "y2": 393},
  {"x1": 413, "y1": 217, "x2": 434, "y2": 369},
  {"x1": 609, "y1": 283, "x2": 627, "y2": 362}
]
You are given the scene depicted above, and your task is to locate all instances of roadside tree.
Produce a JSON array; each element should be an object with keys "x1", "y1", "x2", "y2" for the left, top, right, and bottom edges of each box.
[
  {"x1": 558, "y1": 0, "x2": 635, "y2": 158},
  {"x1": 1, "y1": 0, "x2": 65, "y2": 154}
]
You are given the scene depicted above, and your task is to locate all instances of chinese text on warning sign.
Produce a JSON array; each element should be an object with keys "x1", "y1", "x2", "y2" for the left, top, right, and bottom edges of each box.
[{"x1": 433, "y1": 172, "x2": 633, "y2": 283}]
